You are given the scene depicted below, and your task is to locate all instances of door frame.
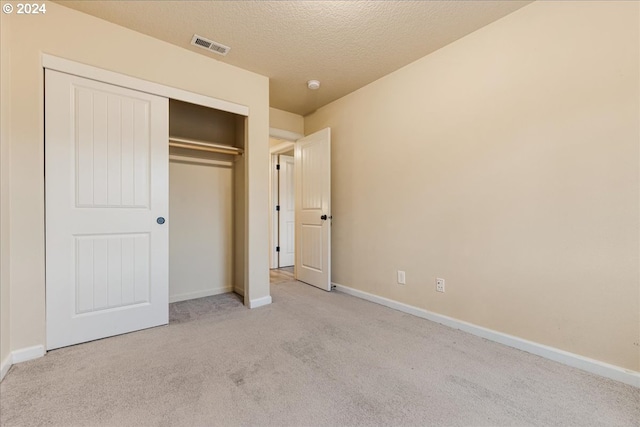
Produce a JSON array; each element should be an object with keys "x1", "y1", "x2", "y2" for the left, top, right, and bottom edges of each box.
[
  {"x1": 268, "y1": 130, "x2": 301, "y2": 269},
  {"x1": 43, "y1": 56, "x2": 249, "y2": 116},
  {"x1": 42, "y1": 55, "x2": 253, "y2": 348}
]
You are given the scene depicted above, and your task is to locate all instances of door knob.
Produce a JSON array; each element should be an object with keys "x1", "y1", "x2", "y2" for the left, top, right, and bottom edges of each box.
[
  {"x1": 156, "y1": 217, "x2": 165, "y2": 224},
  {"x1": 320, "y1": 215, "x2": 332, "y2": 220}
]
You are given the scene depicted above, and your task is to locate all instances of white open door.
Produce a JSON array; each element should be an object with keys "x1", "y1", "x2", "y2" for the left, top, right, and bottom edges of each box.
[
  {"x1": 45, "y1": 69, "x2": 169, "y2": 350},
  {"x1": 294, "y1": 128, "x2": 331, "y2": 291},
  {"x1": 278, "y1": 154, "x2": 295, "y2": 267}
]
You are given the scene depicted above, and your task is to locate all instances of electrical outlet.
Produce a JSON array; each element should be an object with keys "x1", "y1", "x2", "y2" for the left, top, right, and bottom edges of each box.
[
  {"x1": 397, "y1": 270, "x2": 406, "y2": 285},
  {"x1": 436, "y1": 278, "x2": 445, "y2": 292}
]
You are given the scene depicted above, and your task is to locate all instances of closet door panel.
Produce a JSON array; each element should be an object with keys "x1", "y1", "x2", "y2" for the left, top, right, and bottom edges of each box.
[{"x1": 46, "y1": 69, "x2": 169, "y2": 350}]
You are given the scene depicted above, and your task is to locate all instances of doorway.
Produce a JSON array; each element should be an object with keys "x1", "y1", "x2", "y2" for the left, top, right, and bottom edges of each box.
[
  {"x1": 269, "y1": 137, "x2": 297, "y2": 271},
  {"x1": 273, "y1": 151, "x2": 295, "y2": 269},
  {"x1": 268, "y1": 128, "x2": 332, "y2": 291},
  {"x1": 168, "y1": 99, "x2": 246, "y2": 303}
]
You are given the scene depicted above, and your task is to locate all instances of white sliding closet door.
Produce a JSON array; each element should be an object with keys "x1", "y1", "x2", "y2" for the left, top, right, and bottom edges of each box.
[{"x1": 45, "y1": 69, "x2": 169, "y2": 350}]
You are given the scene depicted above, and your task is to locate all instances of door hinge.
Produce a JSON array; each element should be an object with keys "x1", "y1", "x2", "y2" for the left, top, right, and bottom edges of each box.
[
  {"x1": 276, "y1": 246, "x2": 280, "y2": 252},
  {"x1": 276, "y1": 205, "x2": 280, "y2": 211},
  {"x1": 276, "y1": 164, "x2": 280, "y2": 170}
]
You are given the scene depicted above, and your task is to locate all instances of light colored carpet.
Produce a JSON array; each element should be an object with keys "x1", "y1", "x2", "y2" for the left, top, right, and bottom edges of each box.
[
  {"x1": 270, "y1": 267, "x2": 295, "y2": 283},
  {"x1": 1, "y1": 274, "x2": 638, "y2": 426}
]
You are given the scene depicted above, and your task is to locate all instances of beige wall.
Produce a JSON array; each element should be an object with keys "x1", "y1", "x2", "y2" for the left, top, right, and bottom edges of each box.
[
  {"x1": 169, "y1": 160, "x2": 233, "y2": 302},
  {"x1": 170, "y1": 99, "x2": 239, "y2": 146},
  {"x1": 0, "y1": 11, "x2": 12, "y2": 369},
  {"x1": 234, "y1": 150, "x2": 247, "y2": 297},
  {"x1": 270, "y1": 107, "x2": 304, "y2": 135},
  {"x1": 306, "y1": 0, "x2": 640, "y2": 371},
  {"x1": 0, "y1": 1, "x2": 270, "y2": 354}
]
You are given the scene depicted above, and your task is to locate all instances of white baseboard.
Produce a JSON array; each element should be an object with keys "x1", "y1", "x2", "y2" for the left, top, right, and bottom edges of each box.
[
  {"x1": 169, "y1": 286, "x2": 233, "y2": 303},
  {"x1": 0, "y1": 353, "x2": 12, "y2": 382},
  {"x1": 0, "y1": 345, "x2": 46, "y2": 382},
  {"x1": 234, "y1": 286, "x2": 245, "y2": 297},
  {"x1": 12, "y1": 345, "x2": 46, "y2": 364},
  {"x1": 333, "y1": 282, "x2": 640, "y2": 388},
  {"x1": 249, "y1": 295, "x2": 272, "y2": 309}
]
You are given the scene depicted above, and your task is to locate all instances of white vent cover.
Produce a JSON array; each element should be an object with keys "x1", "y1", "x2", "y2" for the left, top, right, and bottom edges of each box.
[{"x1": 190, "y1": 34, "x2": 230, "y2": 56}]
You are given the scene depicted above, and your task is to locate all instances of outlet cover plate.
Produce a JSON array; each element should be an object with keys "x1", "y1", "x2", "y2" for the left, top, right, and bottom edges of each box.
[{"x1": 397, "y1": 270, "x2": 406, "y2": 285}]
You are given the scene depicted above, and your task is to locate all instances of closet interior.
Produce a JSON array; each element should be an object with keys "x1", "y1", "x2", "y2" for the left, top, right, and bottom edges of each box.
[{"x1": 168, "y1": 99, "x2": 246, "y2": 304}]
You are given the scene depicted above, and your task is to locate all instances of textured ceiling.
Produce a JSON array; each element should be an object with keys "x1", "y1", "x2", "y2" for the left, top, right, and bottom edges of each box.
[{"x1": 55, "y1": 1, "x2": 533, "y2": 116}]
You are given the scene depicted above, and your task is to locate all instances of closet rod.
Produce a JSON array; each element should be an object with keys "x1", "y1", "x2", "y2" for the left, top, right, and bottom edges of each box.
[{"x1": 168, "y1": 136, "x2": 244, "y2": 155}]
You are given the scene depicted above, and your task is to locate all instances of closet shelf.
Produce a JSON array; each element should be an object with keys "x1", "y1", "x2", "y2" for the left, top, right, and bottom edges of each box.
[{"x1": 169, "y1": 136, "x2": 244, "y2": 156}]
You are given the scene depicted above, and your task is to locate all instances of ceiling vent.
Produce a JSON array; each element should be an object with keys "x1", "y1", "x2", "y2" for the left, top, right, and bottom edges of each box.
[{"x1": 190, "y1": 34, "x2": 230, "y2": 56}]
